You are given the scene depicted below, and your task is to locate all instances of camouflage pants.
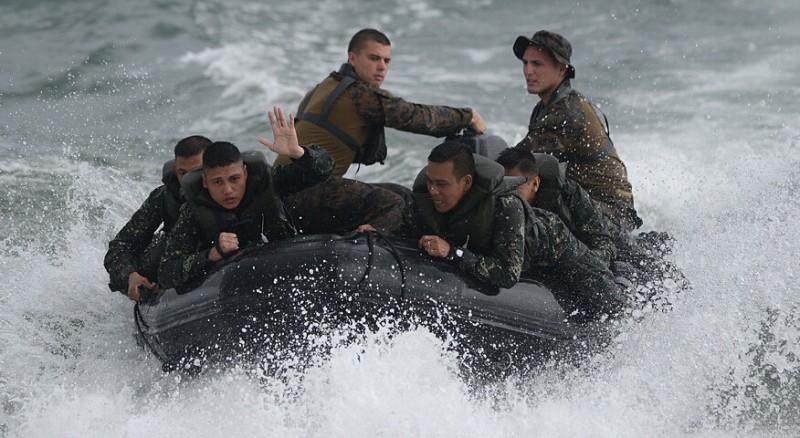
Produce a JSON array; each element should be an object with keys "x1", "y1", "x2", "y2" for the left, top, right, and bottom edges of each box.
[
  {"x1": 372, "y1": 182, "x2": 414, "y2": 209},
  {"x1": 283, "y1": 178, "x2": 405, "y2": 235},
  {"x1": 527, "y1": 242, "x2": 625, "y2": 318},
  {"x1": 594, "y1": 194, "x2": 643, "y2": 234}
]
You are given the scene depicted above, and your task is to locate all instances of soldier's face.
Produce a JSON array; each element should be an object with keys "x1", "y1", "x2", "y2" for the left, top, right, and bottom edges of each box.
[
  {"x1": 504, "y1": 166, "x2": 540, "y2": 204},
  {"x1": 202, "y1": 162, "x2": 248, "y2": 210},
  {"x1": 426, "y1": 161, "x2": 473, "y2": 213},
  {"x1": 348, "y1": 40, "x2": 391, "y2": 87},
  {"x1": 174, "y1": 153, "x2": 203, "y2": 186},
  {"x1": 521, "y1": 46, "x2": 566, "y2": 101}
]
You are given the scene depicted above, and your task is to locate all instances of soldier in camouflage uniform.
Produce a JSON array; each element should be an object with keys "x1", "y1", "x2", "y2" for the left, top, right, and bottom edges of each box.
[
  {"x1": 394, "y1": 142, "x2": 525, "y2": 289},
  {"x1": 493, "y1": 148, "x2": 625, "y2": 317},
  {"x1": 274, "y1": 28, "x2": 486, "y2": 177},
  {"x1": 273, "y1": 28, "x2": 483, "y2": 238},
  {"x1": 496, "y1": 148, "x2": 617, "y2": 266},
  {"x1": 104, "y1": 135, "x2": 211, "y2": 301},
  {"x1": 522, "y1": 202, "x2": 626, "y2": 319},
  {"x1": 512, "y1": 30, "x2": 642, "y2": 234},
  {"x1": 283, "y1": 178, "x2": 404, "y2": 235},
  {"x1": 159, "y1": 108, "x2": 334, "y2": 289}
]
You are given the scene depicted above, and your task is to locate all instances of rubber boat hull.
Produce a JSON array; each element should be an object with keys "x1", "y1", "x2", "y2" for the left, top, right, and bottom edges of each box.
[{"x1": 134, "y1": 233, "x2": 587, "y2": 369}]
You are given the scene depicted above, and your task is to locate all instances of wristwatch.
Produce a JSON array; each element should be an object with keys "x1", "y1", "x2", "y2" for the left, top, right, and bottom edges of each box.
[{"x1": 447, "y1": 247, "x2": 464, "y2": 261}]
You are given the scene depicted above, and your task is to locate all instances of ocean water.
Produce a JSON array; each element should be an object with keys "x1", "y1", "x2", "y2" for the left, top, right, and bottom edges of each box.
[{"x1": 2, "y1": 0, "x2": 799, "y2": 436}]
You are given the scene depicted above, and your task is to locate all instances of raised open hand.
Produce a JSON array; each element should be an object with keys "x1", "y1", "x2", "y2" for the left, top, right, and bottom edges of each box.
[{"x1": 258, "y1": 106, "x2": 305, "y2": 159}]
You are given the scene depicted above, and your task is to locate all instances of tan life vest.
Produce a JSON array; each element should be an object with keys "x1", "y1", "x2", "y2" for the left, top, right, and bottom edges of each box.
[{"x1": 295, "y1": 63, "x2": 386, "y2": 166}]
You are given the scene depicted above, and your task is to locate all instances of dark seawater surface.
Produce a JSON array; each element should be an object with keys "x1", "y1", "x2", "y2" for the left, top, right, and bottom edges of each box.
[{"x1": 2, "y1": 0, "x2": 800, "y2": 436}]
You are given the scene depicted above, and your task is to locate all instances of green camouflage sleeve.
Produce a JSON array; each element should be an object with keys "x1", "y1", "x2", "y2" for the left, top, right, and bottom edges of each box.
[
  {"x1": 103, "y1": 186, "x2": 166, "y2": 289},
  {"x1": 351, "y1": 83, "x2": 473, "y2": 137},
  {"x1": 283, "y1": 179, "x2": 405, "y2": 234},
  {"x1": 272, "y1": 144, "x2": 335, "y2": 198},
  {"x1": 394, "y1": 196, "x2": 523, "y2": 288},
  {"x1": 562, "y1": 178, "x2": 617, "y2": 265},
  {"x1": 515, "y1": 98, "x2": 585, "y2": 159},
  {"x1": 455, "y1": 195, "x2": 525, "y2": 288},
  {"x1": 524, "y1": 206, "x2": 624, "y2": 316},
  {"x1": 521, "y1": 205, "x2": 554, "y2": 271},
  {"x1": 524, "y1": 206, "x2": 579, "y2": 270},
  {"x1": 158, "y1": 206, "x2": 214, "y2": 289}
]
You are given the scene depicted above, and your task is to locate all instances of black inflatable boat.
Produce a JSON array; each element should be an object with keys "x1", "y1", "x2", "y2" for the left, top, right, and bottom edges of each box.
[{"x1": 133, "y1": 232, "x2": 602, "y2": 371}]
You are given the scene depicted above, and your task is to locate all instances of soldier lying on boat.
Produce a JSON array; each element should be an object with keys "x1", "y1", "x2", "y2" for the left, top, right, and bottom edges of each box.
[
  {"x1": 495, "y1": 145, "x2": 685, "y2": 314},
  {"x1": 496, "y1": 149, "x2": 627, "y2": 318},
  {"x1": 158, "y1": 107, "x2": 335, "y2": 289},
  {"x1": 496, "y1": 148, "x2": 616, "y2": 267},
  {"x1": 282, "y1": 176, "x2": 404, "y2": 235},
  {"x1": 104, "y1": 135, "x2": 210, "y2": 301}
]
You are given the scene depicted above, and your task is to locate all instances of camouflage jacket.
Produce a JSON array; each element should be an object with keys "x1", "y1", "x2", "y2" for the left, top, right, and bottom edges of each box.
[
  {"x1": 522, "y1": 204, "x2": 623, "y2": 317},
  {"x1": 283, "y1": 178, "x2": 405, "y2": 235},
  {"x1": 516, "y1": 81, "x2": 633, "y2": 203},
  {"x1": 396, "y1": 194, "x2": 525, "y2": 289},
  {"x1": 158, "y1": 145, "x2": 334, "y2": 289},
  {"x1": 534, "y1": 176, "x2": 617, "y2": 266},
  {"x1": 349, "y1": 74, "x2": 473, "y2": 137},
  {"x1": 104, "y1": 185, "x2": 177, "y2": 291},
  {"x1": 522, "y1": 204, "x2": 592, "y2": 271},
  {"x1": 278, "y1": 66, "x2": 474, "y2": 177}
]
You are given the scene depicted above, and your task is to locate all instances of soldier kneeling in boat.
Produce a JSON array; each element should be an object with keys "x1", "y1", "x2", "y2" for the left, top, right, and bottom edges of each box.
[
  {"x1": 512, "y1": 30, "x2": 641, "y2": 235},
  {"x1": 158, "y1": 107, "x2": 334, "y2": 289}
]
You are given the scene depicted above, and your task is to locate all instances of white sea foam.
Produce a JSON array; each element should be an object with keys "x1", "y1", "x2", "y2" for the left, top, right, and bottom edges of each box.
[{"x1": 3, "y1": 0, "x2": 800, "y2": 436}]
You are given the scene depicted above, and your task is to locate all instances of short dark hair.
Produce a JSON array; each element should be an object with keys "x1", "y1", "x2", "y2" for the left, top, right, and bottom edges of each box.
[
  {"x1": 348, "y1": 28, "x2": 391, "y2": 53},
  {"x1": 174, "y1": 135, "x2": 212, "y2": 159},
  {"x1": 203, "y1": 141, "x2": 242, "y2": 170},
  {"x1": 428, "y1": 141, "x2": 475, "y2": 180},
  {"x1": 496, "y1": 148, "x2": 538, "y2": 178}
]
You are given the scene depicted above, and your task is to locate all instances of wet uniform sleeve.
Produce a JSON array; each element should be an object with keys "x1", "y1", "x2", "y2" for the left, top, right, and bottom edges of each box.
[
  {"x1": 353, "y1": 84, "x2": 473, "y2": 137},
  {"x1": 562, "y1": 178, "x2": 617, "y2": 265},
  {"x1": 521, "y1": 206, "x2": 558, "y2": 271},
  {"x1": 515, "y1": 99, "x2": 585, "y2": 160},
  {"x1": 271, "y1": 144, "x2": 335, "y2": 198},
  {"x1": 455, "y1": 195, "x2": 525, "y2": 289},
  {"x1": 158, "y1": 206, "x2": 214, "y2": 289},
  {"x1": 103, "y1": 186, "x2": 166, "y2": 290}
]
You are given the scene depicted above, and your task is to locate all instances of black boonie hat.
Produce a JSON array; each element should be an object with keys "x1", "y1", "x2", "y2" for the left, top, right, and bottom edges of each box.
[{"x1": 513, "y1": 30, "x2": 572, "y2": 65}]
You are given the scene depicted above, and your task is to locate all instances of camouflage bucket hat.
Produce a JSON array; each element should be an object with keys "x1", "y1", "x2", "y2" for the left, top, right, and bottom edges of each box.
[{"x1": 513, "y1": 30, "x2": 572, "y2": 65}]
